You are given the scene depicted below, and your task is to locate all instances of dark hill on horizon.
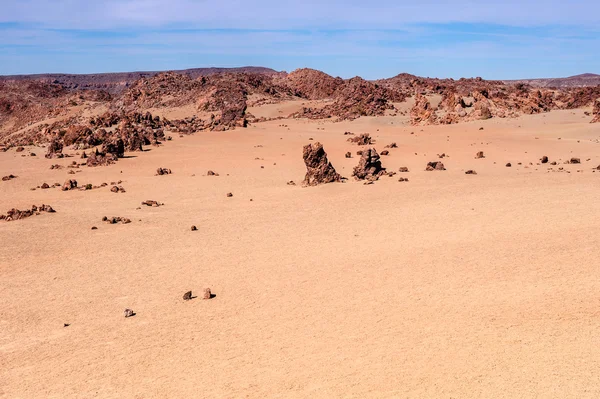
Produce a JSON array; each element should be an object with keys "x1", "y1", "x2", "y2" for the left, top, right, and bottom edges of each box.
[
  {"x1": 505, "y1": 73, "x2": 600, "y2": 88},
  {"x1": 1, "y1": 67, "x2": 598, "y2": 93},
  {"x1": 0, "y1": 66, "x2": 281, "y2": 93}
]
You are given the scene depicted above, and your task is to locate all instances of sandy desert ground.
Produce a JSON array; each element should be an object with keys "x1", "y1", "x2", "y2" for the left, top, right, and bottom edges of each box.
[{"x1": 1, "y1": 105, "x2": 600, "y2": 398}]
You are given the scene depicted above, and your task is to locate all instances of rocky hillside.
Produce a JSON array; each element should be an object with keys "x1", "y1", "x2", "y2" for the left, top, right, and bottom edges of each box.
[{"x1": 0, "y1": 66, "x2": 280, "y2": 94}]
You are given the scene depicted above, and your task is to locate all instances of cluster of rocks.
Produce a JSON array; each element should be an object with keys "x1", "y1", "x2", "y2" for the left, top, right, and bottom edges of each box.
[
  {"x1": 156, "y1": 167, "x2": 172, "y2": 175},
  {"x1": 347, "y1": 133, "x2": 373, "y2": 145},
  {"x1": 102, "y1": 216, "x2": 131, "y2": 224},
  {"x1": 111, "y1": 185, "x2": 126, "y2": 193},
  {"x1": 410, "y1": 94, "x2": 437, "y2": 125},
  {"x1": 302, "y1": 142, "x2": 342, "y2": 186},
  {"x1": 1, "y1": 204, "x2": 55, "y2": 221},
  {"x1": 45, "y1": 137, "x2": 64, "y2": 158},
  {"x1": 141, "y1": 200, "x2": 163, "y2": 207},
  {"x1": 426, "y1": 161, "x2": 446, "y2": 171},
  {"x1": 291, "y1": 76, "x2": 405, "y2": 121},
  {"x1": 2, "y1": 174, "x2": 16, "y2": 181},
  {"x1": 182, "y1": 288, "x2": 213, "y2": 301}
]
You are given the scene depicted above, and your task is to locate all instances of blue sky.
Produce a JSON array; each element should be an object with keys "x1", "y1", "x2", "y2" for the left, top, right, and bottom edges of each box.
[{"x1": 1, "y1": 0, "x2": 599, "y2": 79}]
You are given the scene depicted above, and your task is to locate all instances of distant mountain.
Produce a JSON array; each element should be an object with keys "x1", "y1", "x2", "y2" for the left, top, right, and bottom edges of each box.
[
  {"x1": 505, "y1": 73, "x2": 600, "y2": 88},
  {"x1": 0, "y1": 66, "x2": 280, "y2": 93}
]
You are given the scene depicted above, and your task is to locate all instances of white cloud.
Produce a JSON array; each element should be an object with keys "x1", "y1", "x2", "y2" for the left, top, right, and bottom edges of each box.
[{"x1": 3, "y1": 0, "x2": 600, "y2": 28}]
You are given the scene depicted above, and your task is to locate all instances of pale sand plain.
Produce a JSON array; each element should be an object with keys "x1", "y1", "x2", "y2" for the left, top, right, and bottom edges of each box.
[{"x1": 1, "y1": 106, "x2": 600, "y2": 398}]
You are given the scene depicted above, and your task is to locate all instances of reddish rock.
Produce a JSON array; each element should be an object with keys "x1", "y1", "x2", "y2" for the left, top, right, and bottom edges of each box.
[
  {"x1": 302, "y1": 142, "x2": 342, "y2": 186},
  {"x1": 62, "y1": 179, "x2": 78, "y2": 191},
  {"x1": 465, "y1": 170, "x2": 477, "y2": 175},
  {"x1": 352, "y1": 148, "x2": 386, "y2": 180},
  {"x1": 410, "y1": 93, "x2": 437, "y2": 125},
  {"x1": 1, "y1": 204, "x2": 55, "y2": 221},
  {"x1": 426, "y1": 161, "x2": 446, "y2": 171},
  {"x1": 475, "y1": 151, "x2": 484, "y2": 159},
  {"x1": 202, "y1": 288, "x2": 213, "y2": 299},
  {"x1": 103, "y1": 216, "x2": 131, "y2": 224},
  {"x1": 86, "y1": 149, "x2": 118, "y2": 167},
  {"x1": 380, "y1": 150, "x2": 390, "y2": 156},
  {"x1": 591, "y1": 99, "x2": 600, "y2": 123},
  {"x1": 398, "y1": 167, "x2": 409, "y2": 172},
  {"x1": 2, "y1": 174, "x2": 16, "y2": 181},
  {"x1": 347, "y1": 133, "x2": 373, "y2": 145},
  {"x1": 45, "y1": 138, "x2": 63, "y2": 159},
  {"x1": 156, "y1": 167, "x2": 172, "y2": 175},
  {"x1": 141, "y1": 200, "x2": 162, "y2": 207}
]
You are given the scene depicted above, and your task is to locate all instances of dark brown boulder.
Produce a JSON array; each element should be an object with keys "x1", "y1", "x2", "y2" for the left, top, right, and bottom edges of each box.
[
  {"x1": 302, "y1": 142, "x2": 342, "y2": 186},
  {"x1": 570, "y1": 157, "x2": 581, "y2": 164},
  {"x1": 475, "y1": 151, "x2": 484, "y2": 159},
  {"x1": 345, "y1": 152, "x2": 352, "y2": 158},
  {"x1": 465, "y1": 170, "x2": 477, "y2": 175},
  {"x1": 398, "y1": 167, "x2": 409, "y2": 172},
  {"x1": 45, "y1": 138, "x2": 63, "y2": 159},
  {"x1": 426, "y1": 161, "x2": 446, "y2": 171},
  {"x1": 183, "y1": 291, "x2": 193, "y2": 301},
  {"x1": 156, "y1": 168, "x2": 172, "y2": 175},
  {"x1": 62, "y1": 179, "x2": 78, "y2": 191},
  {"x1": 540, "y1": 156, "x2": 549, "y2": 164},
  {"x1": 352, "y1": 148, "x2": 386, "y2": 180}
]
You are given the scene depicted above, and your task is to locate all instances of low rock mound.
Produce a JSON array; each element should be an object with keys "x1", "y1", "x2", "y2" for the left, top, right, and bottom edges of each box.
[
  {"x1": 1, "y1": 204, "x2": 55, "y2": 221},
  {"x1": 102, "y1": 216, "x2": 131, "y2": 224},
  {"x1": 302, "y1": 142, "x2": 342, "y2": 186},
  {"x1": 347, "y1": 133, "x2": 373, "y2": 145}
]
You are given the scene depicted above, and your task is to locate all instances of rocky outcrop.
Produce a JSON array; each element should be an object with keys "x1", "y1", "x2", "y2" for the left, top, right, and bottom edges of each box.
[
  {"x1": 1, "y1": 204, "x2": 55, "y2": 221},
  {"x1": 591, "y1": 99, "x2": 600, "y2": 123},
  {"x1": 352, "y1": 148, "x2": 386, "y2": 180},
  {"x1": 45, "y1": 137, "x2": 63, "y2": 159},
  {"x1": 302, "y1": 142, "x2": 342, "y2": 186},
  {"x1": 410, "y1": 94, "x2": 437, "y2": 125}
]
